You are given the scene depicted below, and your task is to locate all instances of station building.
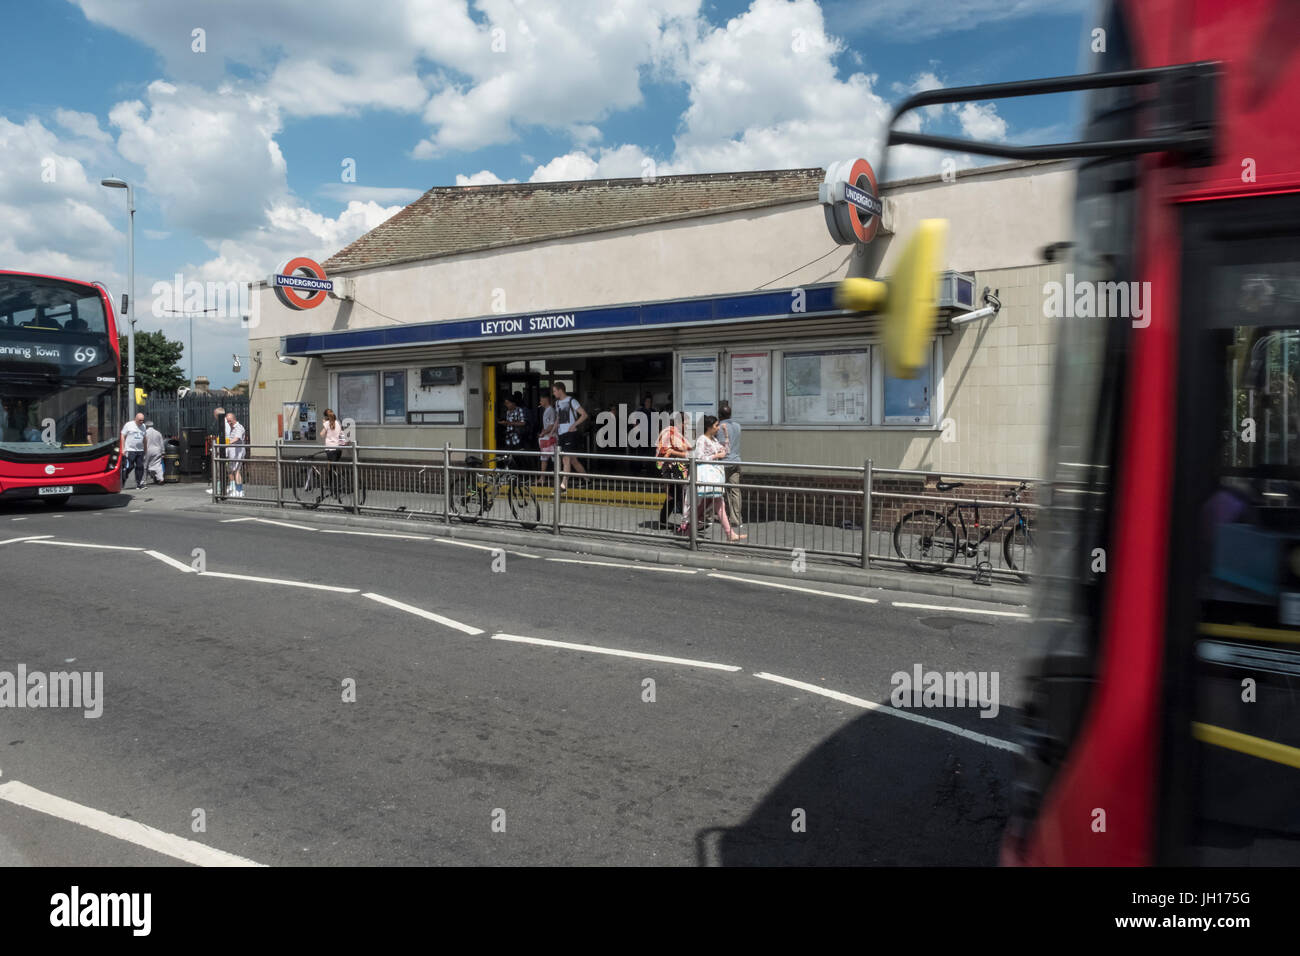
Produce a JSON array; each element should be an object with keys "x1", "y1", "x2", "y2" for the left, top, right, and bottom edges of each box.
[{"x1": 247, "y1": 159, "x2": 1073, "y2": 477}]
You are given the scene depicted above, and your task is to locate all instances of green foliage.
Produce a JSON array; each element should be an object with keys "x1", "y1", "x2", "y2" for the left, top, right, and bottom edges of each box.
[{"x1": 118, "y1": 330, "x2": 186, "y2": 393}]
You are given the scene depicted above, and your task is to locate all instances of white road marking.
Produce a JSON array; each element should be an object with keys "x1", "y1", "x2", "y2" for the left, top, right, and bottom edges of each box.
[
  {"x1": 0, "y1": 780, "x2": 264, "y2": 867},
  {"x1": 26, "y1": 540, "x2": 143, "y2": 552},
  {"x1": 433, "y1": 537, "x2": 537, "y2": 559},
  {"x1": 492, "y1": 633, "x2": 741, "y2": 672},
  {"x1": 251, "y1": 517, "x2": 318, "y2": 531},
  {"x1": 11, "y1": 517, "x2": 27, "y2": 521},
  {"x1": 0, "y1": 535, "x2": 54, "y2": 546},
  {"x1": 319, "y1": 529, "x2": 431, "y2": 541},
  {"x1": 144, "y1": 550, "x2": 196, "y2": 573},
  {"x1": 220, "y1": 517, "x2": 256, "y2": 524},
  {"x1": 752, "y1": 672, "x2": 1021, "y2": 753},
  {"x1": 708, "y1": 572, "x2": 879, "y2": 603},
  {"x1": 362, "y1": 592, "x2": 484, "y2": 635},
  {"x1": 545, "y1": 557, "x2": 695, "y2": 574},
  {"x1": 892, "y1": 601, "x2": 1029, "y2": 619},
  {"x1": 200, "y1": 571, "x2": 358, "y2": 593}
]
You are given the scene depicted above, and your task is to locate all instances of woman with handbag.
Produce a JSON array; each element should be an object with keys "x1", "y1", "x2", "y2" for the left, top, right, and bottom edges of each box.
[
  {"x1": 655, "y1": 411, "x2": 691, "y2": 528},
  {"x1": 677, "y1": 415, "x2": 740, "y2": 541}
]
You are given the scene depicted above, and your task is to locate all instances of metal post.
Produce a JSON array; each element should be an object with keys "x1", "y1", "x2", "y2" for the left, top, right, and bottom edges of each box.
[
  {"x1": 275, "y1": 440, "x2": 283, "y2": 509},
  {"x1": 552, "y1": 446, "x2": 562, "y2": 535},
  {"x1": 351, "y1": 442, "x2": 360, "y2": 515},
  {"x1": 442, "y1": 442, "x2": 452, "y2": 527},
  {"x1": 687, "y1": 453, "x2": 698, "y2": 551},
  {"x1": 862, "y1": 458, "x2": 873, "y2": 570}
]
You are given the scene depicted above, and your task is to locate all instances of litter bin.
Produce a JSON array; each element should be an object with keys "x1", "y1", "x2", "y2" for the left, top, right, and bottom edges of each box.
[{"x1": 164, "y1": 438, "x2": 181, "y2": 483}]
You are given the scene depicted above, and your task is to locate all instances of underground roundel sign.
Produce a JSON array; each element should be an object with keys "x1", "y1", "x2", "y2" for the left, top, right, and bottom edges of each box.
[
  {"x1": 272, "y1": 257, "x2": 334, "y2": 310},
  {"x1": 819, "y1": 158, "x2": 883, "y2": 245}
]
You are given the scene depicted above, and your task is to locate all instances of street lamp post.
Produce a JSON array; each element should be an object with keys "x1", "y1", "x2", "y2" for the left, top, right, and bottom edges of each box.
[
  {"x1": 100, "y1": 177, "x2": 135, "y2": 416},
  {"x1": 162, "y1": 307, "x2": 219, "y2": 387}
]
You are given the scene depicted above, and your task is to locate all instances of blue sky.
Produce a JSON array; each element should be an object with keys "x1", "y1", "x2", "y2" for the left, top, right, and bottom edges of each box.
[{"x1": 0, "y1": 0, "x2": 1089, "y2": 385}]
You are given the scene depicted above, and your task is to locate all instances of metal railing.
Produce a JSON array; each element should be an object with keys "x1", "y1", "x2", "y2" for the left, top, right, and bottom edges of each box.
[{"x1": 210, "y1": 442, "x2": 1041, "y2": 583}]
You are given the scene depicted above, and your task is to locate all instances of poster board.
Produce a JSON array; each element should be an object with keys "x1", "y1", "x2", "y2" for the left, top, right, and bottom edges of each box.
[
  {"x1": 782, "y1": 349, "x2": 869, "y2": 424},
  {"x1": 728, "y1": 351, "x2": 770, "y2": 424}
]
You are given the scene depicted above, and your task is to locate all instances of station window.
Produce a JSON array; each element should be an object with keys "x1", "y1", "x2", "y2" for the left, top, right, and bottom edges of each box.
[
  {"x1": 382, "y1": 370, "x2": 407, "y2": 424},
  {"x1": 336, "y1": 371, "x2": 380, "y2": 424},
  {"x1": 882, "y1": 347, "x2": 934, "y2": 425}
]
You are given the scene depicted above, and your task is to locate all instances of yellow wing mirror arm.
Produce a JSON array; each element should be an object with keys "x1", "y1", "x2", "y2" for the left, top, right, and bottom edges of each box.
[{"x1": 834, "y1": 218, "x2": 948, "y2": 380}]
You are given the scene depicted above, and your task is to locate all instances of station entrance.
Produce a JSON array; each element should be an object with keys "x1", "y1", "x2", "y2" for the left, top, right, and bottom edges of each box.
[{"x1": 488, "y1": 352, "x2": 672, "y2": 468}]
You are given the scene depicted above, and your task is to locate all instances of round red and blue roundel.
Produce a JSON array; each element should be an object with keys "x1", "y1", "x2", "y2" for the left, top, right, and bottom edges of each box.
[
  {"x1": 842, "y1": 158, "x2": 880, "y2": 243},
  {"x1": 273, "y1": 257, "x2": 332, "y2": 310}
]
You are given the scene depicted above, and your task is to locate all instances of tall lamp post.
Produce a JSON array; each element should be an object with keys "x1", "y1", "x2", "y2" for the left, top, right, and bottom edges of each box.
[
  {"x1": 162, "y1": 307, "x2": 218, "y2": 388},
  {"x1": 100, "y1": 177, "x2": 135, "y2": 416}
]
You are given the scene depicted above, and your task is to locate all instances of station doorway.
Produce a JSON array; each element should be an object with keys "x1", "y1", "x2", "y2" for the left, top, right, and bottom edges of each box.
[{"x1": 488, "y1": 353, "x2": 672, "y2": 467}]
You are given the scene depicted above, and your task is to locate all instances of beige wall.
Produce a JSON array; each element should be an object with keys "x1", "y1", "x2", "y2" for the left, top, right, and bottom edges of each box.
[{"x1": 250, "y1": 161, "x2": 1074, "y2": 472}]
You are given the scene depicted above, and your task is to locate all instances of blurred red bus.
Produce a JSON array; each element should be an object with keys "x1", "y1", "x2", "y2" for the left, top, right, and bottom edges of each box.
[
  {"x1": 0, "y1": 271, "x2": 123, "y2": 506},
  {"x1": 874, "y1": 0, "x2": 1300, "y2": 864}
]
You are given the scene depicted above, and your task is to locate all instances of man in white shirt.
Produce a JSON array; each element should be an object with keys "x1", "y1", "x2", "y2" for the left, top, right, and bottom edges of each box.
[
  {"x1": 224, "y1": 412, "x2": 247, "y2": 497},
  {"x1": 120, "y1": 412, "x2": 148, "y2": 490},
  {"x1": 551, "y1": 381, "x2": 588, "y2": 491}
]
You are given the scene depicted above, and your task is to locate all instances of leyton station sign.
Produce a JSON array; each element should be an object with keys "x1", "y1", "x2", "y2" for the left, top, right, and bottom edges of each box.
[
  {"x1": 819, "y1": 158, "x2": 883, "y2": 245},
  {"x1": 271, "y1": 257, "x2": 334, "y2": 310}
]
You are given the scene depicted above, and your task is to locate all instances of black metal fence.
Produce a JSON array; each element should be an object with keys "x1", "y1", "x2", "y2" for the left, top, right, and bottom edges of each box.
[{"x1": 142, "y1": 391, "x2": 250, "y2": 439}]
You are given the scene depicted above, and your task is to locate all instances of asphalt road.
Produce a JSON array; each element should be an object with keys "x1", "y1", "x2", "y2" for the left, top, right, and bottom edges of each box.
[{"x1": 0, "y1": 488, "x2": 1031, "y2": 866}]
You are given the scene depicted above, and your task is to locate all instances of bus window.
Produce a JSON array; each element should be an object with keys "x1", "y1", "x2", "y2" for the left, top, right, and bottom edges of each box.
[{"x1": 1164, "y1": 194, "x2": 1300, "y2": 864}]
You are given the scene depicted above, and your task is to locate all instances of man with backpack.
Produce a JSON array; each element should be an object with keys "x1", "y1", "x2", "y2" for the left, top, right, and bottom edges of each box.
[{"x1": 552, "y1": 381, "x2": 588, "y2": 491}]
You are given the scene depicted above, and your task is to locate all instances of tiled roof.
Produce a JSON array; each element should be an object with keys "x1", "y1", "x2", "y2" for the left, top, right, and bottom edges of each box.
[{"x1": 323, "y1": 168, "x2": 824, "y2": 272}]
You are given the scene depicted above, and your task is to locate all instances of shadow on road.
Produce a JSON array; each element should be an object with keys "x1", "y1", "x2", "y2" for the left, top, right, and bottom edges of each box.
[
  {"x1": 0, "y1": 494, "x2": 132, "y2": 515},
  {"x1": 697, "y1": 703, "x2": 1021, "y2": 866}
]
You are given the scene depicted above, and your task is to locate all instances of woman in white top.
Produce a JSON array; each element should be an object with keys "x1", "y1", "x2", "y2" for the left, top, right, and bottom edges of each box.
[
  {"x1": 320, "y1": 408, "x2": 347, "y2": 499},
  {"x1": 677, "y1": 415, "x2": 739, "y2": 541},
  {"x1": 224, "y1": 413, "x2": 247, "y2": 497}
]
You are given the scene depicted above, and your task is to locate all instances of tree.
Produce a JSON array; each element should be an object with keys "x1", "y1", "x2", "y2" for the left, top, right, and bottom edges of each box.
[{"x1": 117, "y1": 330, "x2": 186, "y2": 393}]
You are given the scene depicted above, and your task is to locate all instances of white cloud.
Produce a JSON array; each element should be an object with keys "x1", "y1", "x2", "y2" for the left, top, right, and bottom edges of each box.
[
  {"x1": 527, "y1": 152, "x2": 599, "y2": 182},
  {"x1": 825, "y1": 0, "x2": 1088, "y2": 39},
  {"x1": 455, "y1": 170, "x2": 512, "y2": 186},
  {"x1": 956, "y1": 102, "x2": 1008, "y2": 141}
]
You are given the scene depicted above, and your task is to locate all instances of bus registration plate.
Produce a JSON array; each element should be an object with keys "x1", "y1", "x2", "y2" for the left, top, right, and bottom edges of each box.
[{"x1": 38, "y1": 486, "x2": 73, "y2": 495}]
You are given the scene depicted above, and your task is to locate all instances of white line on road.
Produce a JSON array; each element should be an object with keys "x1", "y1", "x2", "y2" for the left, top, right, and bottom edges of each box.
[
  {"x1": 251, "y1": 517, "x2": 318, "y2": 531},
  {"x1": 144, "y1": 550, "x2": 196, "y2": 573},
  {"x1": 200, "y1": 571, "x2": 359, "y2": 593},
  {"x1": 0, "y1": 535, "x2": 53, "y2": 546},
  {"x1": 25, "y1": 540, "x2": 144, "y2": 552},
  {"x1": 492, "y1": 633, "x2": 742, "y2": 671},
  {"x1": 363, "y1": 592, "x2": 484, "y2": 635},
  {"x1": 220, "y1": 517, "x2": 257, "y2": 523},
  {"x1": 707, "y1": 572, "x2": 879, "y2": 603},
  {"x1": 545, "y1": 557, "x2": 696, "y2": 574},
  {"x1": 10, "y1": 517, "x2": 27, "y2": 521},
  {"x1": 433, "y1": 537, "x2": 538, "y2": 559},
  {"x1": 752, "y1": 672, "x2": 1021, "y2": 753},
  {"x1": 318, "y1": 529, "x2": 432, "y2": 541},
  {"x1": 0, "y1": 780, "x2": 264, "y2": 867},
  {"x1": 892, "y1": 601, "x2": 1029, "y2": 619}
]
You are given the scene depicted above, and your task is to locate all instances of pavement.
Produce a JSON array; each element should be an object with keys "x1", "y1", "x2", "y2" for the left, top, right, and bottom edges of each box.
[{"x1": 0, "y1": 482, "x2": 1031, "y2": 865}]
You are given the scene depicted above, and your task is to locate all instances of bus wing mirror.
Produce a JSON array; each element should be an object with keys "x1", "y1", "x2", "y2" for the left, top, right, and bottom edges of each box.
[{"x1": 835, "y1": 218, "x2": 948, "y2": 379}]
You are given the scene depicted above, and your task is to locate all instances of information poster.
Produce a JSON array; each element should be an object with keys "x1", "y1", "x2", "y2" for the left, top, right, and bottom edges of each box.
[
  {"x1": 337, "y1": 371, "x2": 380, "y2": 424},
  {"x1": 883, "y1": 352, "x2": 932, "y2": 425},
  {"x1": 679, "y1": 355, "x2": 718, "y2": 421},
  {"x1": 382, "y1": 370, "x2": 407, "y2": 424},
  {"x1": 729, "y1": 351, "x2": 770, "y2": 423},
  {"x1": 782, "y1": 349, "x2": 869, "y2": 424}
]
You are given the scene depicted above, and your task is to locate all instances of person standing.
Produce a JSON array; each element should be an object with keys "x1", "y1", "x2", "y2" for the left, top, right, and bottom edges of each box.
[
  {"x1": 552, "y1": 381, "x2": 588, "y2": 491},
  {"x1": 120, "y1": 412, "x2": 148, "y2": 491},
  {"x1": 498, "y1": 392, "x2": 527, "y2": 467},
  {"x1": 205, "y1": 406, "x2": 227, "y2": 494},
  {"x1": 654, "y1": 411, "x2": 691, "y2": 528},
  {"x1": 320, "y1": 408, "x2": 346, "y2": 498},
  {"x1": 537, "y1": 393, "x2": 557, "y2": 478},
  {"x1": 144, "y1": 420, "x2": 165, "y2": 485},
  {"x1": 224, "y1": 412, "x2": 247, "y2": 498},
  {"x1": 717, "y1": 400, "x2": 745, "y2": 539}
]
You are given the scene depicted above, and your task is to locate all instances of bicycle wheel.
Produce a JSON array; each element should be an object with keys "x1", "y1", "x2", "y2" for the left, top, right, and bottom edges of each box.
[
  {"x1": 508, "y1": 478, "x2": 541, "y2": 529},
  {"x1": 450, "y1": 477, "x2": 489, "y2": 522},
  {"x1": 1003, "y1": 522, "x2": 1035, "y2": 583},
  {"x1": 893, "y1": 509, "x2": 958, "y2": 572},
  {"x1": 292, "y1": 464, "x2": 322, "y2": 510}
]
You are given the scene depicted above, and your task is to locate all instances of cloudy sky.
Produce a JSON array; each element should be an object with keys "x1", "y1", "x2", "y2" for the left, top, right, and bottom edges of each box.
[{"x1": 1, "y1": 0, "x2": 1088, "y2": 385}]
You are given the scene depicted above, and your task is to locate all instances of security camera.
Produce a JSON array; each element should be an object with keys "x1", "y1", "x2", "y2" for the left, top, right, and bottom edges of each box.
[
  {"x1": 276, "y1": 350, "x2": 299, "y2": 366},
  {"x1": 178, "y1": 386, "x2": 190, "y2": 399}
]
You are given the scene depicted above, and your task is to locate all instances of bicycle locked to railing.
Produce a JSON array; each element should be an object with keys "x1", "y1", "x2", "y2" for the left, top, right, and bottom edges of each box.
[
  {"x1": 891, "y1": 479, "x2": 1036, "y2": 582},
  {"x1": 449, "y1": 451, "x2": 542, "y2": 530},
  {"x1": 285, "y1": 448, "x2": 367, "y2": 511}
]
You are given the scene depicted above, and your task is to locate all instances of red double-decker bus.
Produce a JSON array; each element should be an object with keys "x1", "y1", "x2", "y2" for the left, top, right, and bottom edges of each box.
[
  {"x1": 0, "y1": 270, "x2": 123, "y2": 506},
  {"x1": 868, "y1": 0, "x2": 1300, "y2": 864}
]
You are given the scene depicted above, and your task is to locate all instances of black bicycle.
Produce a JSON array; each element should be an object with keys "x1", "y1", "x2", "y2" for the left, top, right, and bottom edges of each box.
[
  {"x1": 450, "y1": 454, "x2": 541, "y2": 529},
  {"x1": 892, "y1": 479, "x2": 1035, "y2": 581},
  {"x1": 288, "y1": 450, "x2": 367, "y2": 510}
]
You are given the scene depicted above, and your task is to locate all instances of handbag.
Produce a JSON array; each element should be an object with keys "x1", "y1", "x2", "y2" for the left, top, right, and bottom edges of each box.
[{"x1": 697, "y1": 462, "x2": 725, "y2": 486}]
